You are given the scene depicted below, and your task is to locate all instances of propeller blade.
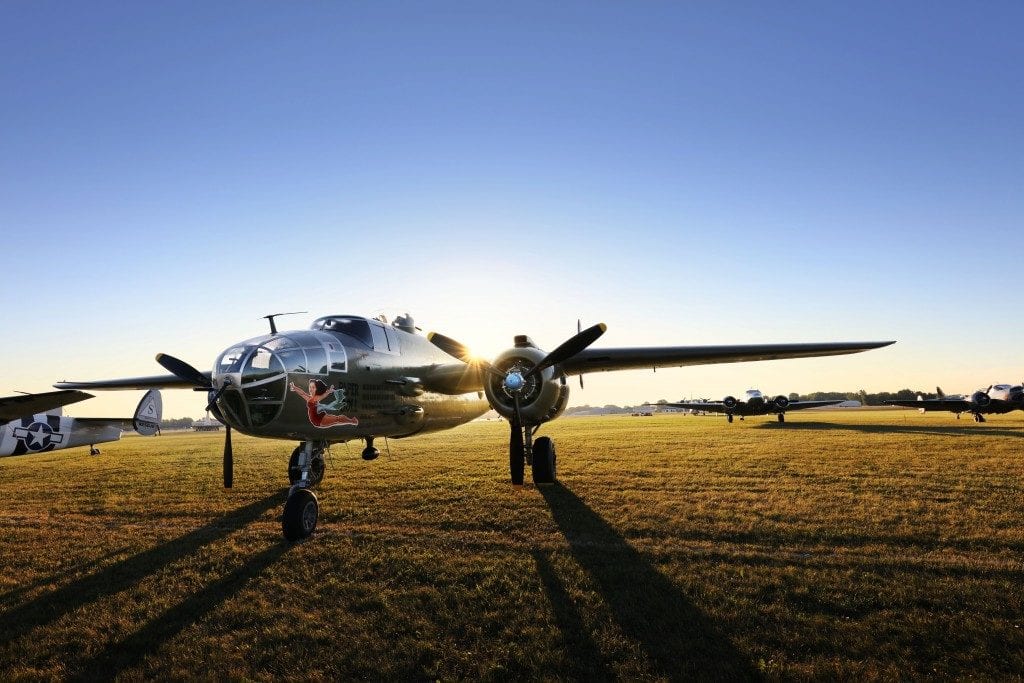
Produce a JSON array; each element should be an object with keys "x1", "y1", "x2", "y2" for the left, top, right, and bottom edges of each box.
[
  {"x1": 509, "y1": 397, "x2": 524, "y2": 485},
  {"x1": 577, "y1": 320, "x2": 584, "y2": 389},
  {"x1": 156, "y1": 353, "x2": 212, "y2": 388},
  {"x1": 223, "y1": 425, "x2": 233, "y2": 488},
  {"x1": 427, "y1": 332, "x2": 505, "y2": 379},
  {"x1": 427, "y1": 332, "x2": 473, "y2": 362},
  {"x1": 206, "y1": 383, "x2": 230, "y2": 413},
  {"x1": 525, "y1": 323, "x2": 607, "y2": 379}
]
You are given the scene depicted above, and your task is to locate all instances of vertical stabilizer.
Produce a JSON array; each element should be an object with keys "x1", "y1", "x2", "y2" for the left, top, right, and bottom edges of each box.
[{"x1": 133, "y1": 390, "x2": 162, "y2": 436}]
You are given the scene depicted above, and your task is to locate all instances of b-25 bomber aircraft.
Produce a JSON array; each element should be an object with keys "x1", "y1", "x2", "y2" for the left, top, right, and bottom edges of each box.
[
  {"x1": 886, "y1": 384, "x2": 1024, "y2": 421},
  {"x1": 56, "y1": 312, "x2": 893, "y2": 541},
  {"x1": 654, "y1": 389, "x2": 844, "y2": 423},
  {"x1": 1, "y1": 389, "x2": 162, "y2": 457}
]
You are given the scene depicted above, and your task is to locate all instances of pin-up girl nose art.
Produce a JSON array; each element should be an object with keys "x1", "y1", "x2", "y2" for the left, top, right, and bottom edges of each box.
[{"x1": 289, "y1": 379, "x2": 358, "y2": 428}]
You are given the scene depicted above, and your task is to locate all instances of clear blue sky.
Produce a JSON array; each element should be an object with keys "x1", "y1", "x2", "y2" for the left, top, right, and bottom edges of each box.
[{"x1": 2, "y1": 1, "x2": 1022, "y2": 418}]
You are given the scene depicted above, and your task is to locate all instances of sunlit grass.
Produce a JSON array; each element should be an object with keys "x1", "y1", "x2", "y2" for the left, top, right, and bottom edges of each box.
[{"x1": 1, "y1": 409, "x2": 1022, "y2": 679}]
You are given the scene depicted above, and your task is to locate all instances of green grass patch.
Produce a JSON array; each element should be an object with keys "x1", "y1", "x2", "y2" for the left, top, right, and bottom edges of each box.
[{"x1": 1, "y1": 409, "x2": 1022, "y2": 679}]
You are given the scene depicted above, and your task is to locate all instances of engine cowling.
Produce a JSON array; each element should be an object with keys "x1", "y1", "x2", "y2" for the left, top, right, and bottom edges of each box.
[
  {"x1": 723, "y1": 395, "x2": 738, "y2": 409},
  {"x1": 971, "y1": 390, "x2": 991, "y2": 407},
  {"x1": 483, "y1": 344, "x2": 570, "y2": 425},
  {"x1": 773, "y1": 395, "x2": 790, "y2": 410}
]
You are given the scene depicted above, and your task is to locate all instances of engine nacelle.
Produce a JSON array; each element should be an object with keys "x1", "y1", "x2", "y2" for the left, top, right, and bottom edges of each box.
[
  {"x1": 773, "y1": 395, "x2": 790, "y2": 410},
  {"x1": 971, "y1": 391, "x2": 991, "y2": 407},
  {"x1": 484, "y1": 344, "x2": 570, "y2": 426},
  {"x1": 723, "y1": 395, "x2": 738, "y2": 409}
]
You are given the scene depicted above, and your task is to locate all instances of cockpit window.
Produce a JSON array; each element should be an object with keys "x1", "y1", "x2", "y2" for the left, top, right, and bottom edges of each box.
[
  {"x1": 311, "y1": 316, "x2": 373, "y2": 348},
  {"x1": 262, "y1": 336, "x2": 298, "y2": 352},
  {"x1": 243, "y1": 347, "x2": 285, "y2": 384},
  {"x1": 249, "y1": 348, "x2": 272, "y2": 370},
  {"x1": 217, "y1": 346, "x2": 247, "y2": 373}
]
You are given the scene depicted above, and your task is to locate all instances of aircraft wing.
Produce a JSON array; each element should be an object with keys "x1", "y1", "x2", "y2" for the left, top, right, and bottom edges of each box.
[
  {"x1": 885, "y1": 398, "x2": 973, "y2": 412},
  {"x1": 785, "y1": 400, "x2": 846, "y2": 410},
  {"x1": 659, "y1": 402, "x2": 730, "y2": 413},
  {"x1": 0, "y1": 389, "x2": 93, "y2": 421},
  {"x1": 54, "y1": 373, "x2": 209, "y2": 391},
  {"x1": 559, "y1": 341, "x2": 895, "y2": 376}
]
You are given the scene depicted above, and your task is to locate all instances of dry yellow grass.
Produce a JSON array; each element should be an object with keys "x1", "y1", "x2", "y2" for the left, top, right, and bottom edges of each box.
[{"x1": 1, "y1": 409, "x2": 1022, "y2": 680}]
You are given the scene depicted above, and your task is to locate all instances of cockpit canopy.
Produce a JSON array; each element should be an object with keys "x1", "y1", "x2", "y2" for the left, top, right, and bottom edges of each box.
[
  {"x1": 311, "y1": 315, "x2": 401, "y2": 354},
  {"x1": 311, "y1": 315, "x2": 374, "y2": 348}
]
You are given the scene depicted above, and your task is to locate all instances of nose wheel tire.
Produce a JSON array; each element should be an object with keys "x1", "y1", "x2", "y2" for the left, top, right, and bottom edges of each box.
[
  {"x1": 283, "y1": 488, "x2": 319, "y2": 542},
  {"x1": 531, "y1": 436, "x2": 557, "y2": 484}
]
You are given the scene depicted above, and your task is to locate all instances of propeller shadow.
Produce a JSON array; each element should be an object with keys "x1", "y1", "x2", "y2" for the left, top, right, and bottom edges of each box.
[
  {"x1": 70, "y1": 540, "x2": 291, "y2": 681},
  {"x1": 760, "y1": 421, "x2": 1024, "y2": 438},
  {"x1": 539, "y1": 484, "x2": 759, "y2": 680},
  {"x1": 0, "y1": 490, "x2": 287, "y2": 646}
]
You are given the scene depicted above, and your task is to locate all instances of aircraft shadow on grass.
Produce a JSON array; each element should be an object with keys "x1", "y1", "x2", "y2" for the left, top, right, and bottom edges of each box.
[
  {"x1": 0, "y1": 490, "x2": 288, "y2": 650},
  {"x1": 539, "y1": 484, "x2": 758, "y2": 680},
  {"x1": 757, "y1": 421, "x2": 1024, "y2": 438}
]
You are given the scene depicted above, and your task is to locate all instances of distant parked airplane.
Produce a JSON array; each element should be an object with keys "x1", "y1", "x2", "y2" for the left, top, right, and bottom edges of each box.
[
  {"x1": 885, "y1": 384, "x2": 1024, "y2": 422},
  {"x1": 1, "y1": 389, "x2": 162, "y2": 457},
  {"x1": 655, "y1": 390, "x2": 844, "y2": 423}
]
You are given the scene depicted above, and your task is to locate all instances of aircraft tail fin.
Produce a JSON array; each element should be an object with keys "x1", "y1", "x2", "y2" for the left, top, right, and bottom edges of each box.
[
  {"x1": 936, "y1": 386, "x2": 945, "y2": 398},
  {"x1": 132, "y1": 390, "x2": 162, "y2": 436}
]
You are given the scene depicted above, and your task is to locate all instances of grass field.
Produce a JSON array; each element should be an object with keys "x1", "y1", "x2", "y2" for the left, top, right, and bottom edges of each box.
[{"x1": 2, "y1": 409, "x2": 1023, "y2": 681}]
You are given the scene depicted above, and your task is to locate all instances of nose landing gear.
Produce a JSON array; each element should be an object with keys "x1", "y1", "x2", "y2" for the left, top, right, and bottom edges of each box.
[
  {"x1": 288, "y1": 443, "x2": 325, "y2": 486},
  {"x1": 282, "y1": 488, "x2": 319, "y2": 542},
  {"x1": 283, "y1": 440, "x2": 327, "y2": 542}
]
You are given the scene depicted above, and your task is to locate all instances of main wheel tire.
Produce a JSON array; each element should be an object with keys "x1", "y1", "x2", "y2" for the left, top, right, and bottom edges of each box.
[
  {"x1": 531, "y1": 436, "x2": 557, "y2": 484},
  {"x1": 288, "y1": 446, "x2": 325, "y2": 486},
  {"x1": 282, "y1": 488, "x2": 319, "y2": 542},
  {"x1": 777, "y1": 413, "x2": 785, "y2": 423},
  {"x1": 727, "y1": 414, "x2": 734, "y2": 423}
]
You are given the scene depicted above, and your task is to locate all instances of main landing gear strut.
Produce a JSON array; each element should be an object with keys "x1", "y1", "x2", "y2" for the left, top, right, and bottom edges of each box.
[
  {"x1": 509, "y1": 419, "x2": 557, "y2": 486},
  {"x1": 283, "y1": 440, "x2": 327, "y2": 542}
]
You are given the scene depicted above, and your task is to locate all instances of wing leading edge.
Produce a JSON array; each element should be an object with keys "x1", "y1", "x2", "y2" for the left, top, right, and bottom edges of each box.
[
  {"x1": 0, "y1": 389, "x2": 94, "y2": 422},
  {"x1": 54, "y1": 373, "x2": 209, "y2": 391},
  {"x1": 560, "y1": 341, "x2": 895, "y2": 376}
]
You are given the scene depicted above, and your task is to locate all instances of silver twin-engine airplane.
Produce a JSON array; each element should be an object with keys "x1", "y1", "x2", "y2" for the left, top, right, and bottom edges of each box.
[
  {"x1": 55, "y1": 312, "x2": 893, "y2": 541},
  {"x1": 886, "y1": 384, "x2": 1024, "y2": 422},
  {"x1": 0, "y1": 389, "x2": 162, "y2": 457},
  {"x1": 656, "y1": 389, "x2": 844, "y2": 423}
]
